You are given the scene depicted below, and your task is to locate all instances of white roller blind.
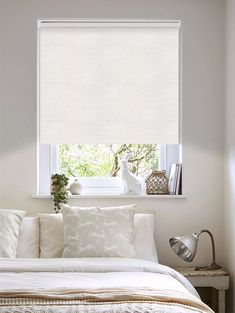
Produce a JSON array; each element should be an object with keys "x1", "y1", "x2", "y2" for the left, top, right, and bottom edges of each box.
[{"x1": 39, "y1": 20, "x2": 180, "y2": 144}]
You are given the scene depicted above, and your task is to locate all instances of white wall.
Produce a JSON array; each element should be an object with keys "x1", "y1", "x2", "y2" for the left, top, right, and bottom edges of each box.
[
  {"x1": 224, "y1": 0, "x2": 235, "y2": 311},
  {"x1": 1, "y1": 0, "x2": 225, "y2": 270},
  {"x1": 0, "y1": 0, "x2": 3, "y2": 207}
]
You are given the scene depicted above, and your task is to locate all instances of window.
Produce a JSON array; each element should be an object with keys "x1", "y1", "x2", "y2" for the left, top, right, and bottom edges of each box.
[
  {"x1": 38, "y1": 144, "x2": 180, "y2": 195},
  {"x1": 37, "y1": 20, "x2": 181, "y2": 195},
  {"x1": 57, "y1": 144, "x2": 159, "y2": 178}
]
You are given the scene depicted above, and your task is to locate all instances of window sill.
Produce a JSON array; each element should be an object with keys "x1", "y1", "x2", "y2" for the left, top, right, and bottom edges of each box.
[{"x1": 32, "y1": 194, "x2": 186, "y2": 199}]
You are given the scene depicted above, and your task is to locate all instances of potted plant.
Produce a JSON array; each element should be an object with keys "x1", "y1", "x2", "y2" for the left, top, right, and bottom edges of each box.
[{"x1": 51, "y1": 174, "x2": 69, "y2": 213}]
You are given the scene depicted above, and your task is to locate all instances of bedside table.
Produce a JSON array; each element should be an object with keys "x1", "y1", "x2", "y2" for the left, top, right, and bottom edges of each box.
[{"x1": 175, "y1": 267, "x2": 229, "y2": 313}]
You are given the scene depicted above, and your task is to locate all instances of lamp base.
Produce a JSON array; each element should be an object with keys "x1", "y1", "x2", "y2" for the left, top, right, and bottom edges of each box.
[{"x1": 195, "y1": 263, "x2": 222, "y2": 271}]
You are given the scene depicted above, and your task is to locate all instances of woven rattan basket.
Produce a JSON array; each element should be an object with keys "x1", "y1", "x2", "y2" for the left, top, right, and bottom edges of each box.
[{"x1": 145, "y1": 169, "x2": 169, "y2": 195}]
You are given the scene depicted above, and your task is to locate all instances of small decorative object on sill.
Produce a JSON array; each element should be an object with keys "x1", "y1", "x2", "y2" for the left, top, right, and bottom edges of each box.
[
  {"x1": 145, "y1": 168, "x2": 169, "y2": 195},
  {"x1": 51, "y1": 174, "x2": 69, "y2": 213},
  {"x1": 69, "y1": 179, "x2": 83, "y2": 195},
  {"x1": 120, "y1": 155, "x2": 142, "y2": 195}
]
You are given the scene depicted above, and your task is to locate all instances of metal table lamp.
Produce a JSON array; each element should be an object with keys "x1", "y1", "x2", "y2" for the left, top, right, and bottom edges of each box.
[{"x1": 169, "y1": 229, "x2": 222, "y2": 270}]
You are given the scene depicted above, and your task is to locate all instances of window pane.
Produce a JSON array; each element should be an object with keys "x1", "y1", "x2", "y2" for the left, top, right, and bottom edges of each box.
[{"x1": 57, "y1": 144, "x2": 159, "y2": 178}]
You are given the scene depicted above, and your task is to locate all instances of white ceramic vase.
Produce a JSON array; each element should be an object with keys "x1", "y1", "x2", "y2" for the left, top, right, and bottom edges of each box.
[{"x1": 69, "y1": 179, "x2": 83, "y2": 195}]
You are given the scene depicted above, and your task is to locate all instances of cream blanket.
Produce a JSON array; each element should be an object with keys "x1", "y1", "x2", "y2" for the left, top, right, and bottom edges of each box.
[{"x1": 0, "y1": 258, "x2": 213, "y2": 313}]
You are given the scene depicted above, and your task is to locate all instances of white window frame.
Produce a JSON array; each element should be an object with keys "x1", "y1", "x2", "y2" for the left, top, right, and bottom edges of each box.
[{"x1": 37, "y1": 144, "x2": 180, "y2": 195}]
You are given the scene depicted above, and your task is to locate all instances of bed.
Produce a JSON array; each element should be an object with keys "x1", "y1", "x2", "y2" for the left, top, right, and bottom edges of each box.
[
  {"x1": 0, "y1": 206, "x2": 214, "y2": 313},
  {"x1": 0, "y1": 258, "x2": 213, "y2": 313}
]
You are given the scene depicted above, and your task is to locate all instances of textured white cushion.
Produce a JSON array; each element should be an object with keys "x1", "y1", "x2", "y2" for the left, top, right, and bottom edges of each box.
[
  {"x1": 37, "y1": 212, "x2": 158, "y2": 261},
  {"x1": 134, "y1": 214, "x2": 158, "y2": 262},
  {"x1": 0, "y1": 209, "x2": 26, "y2": 258},
  {"x1": 61, "y1": 204, "x2": 136, "y2": 258},
  {"x1": 38, "y1": 213, "x2": 64, "y2": 258},
  {"x1": 17, "y1": 217, "x2": 40, "y2": 258}
]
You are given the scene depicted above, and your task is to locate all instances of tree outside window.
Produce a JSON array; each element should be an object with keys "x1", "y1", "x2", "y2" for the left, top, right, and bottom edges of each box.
[{"x1": 57, "y1": 144, "x2": 159, "y2": 178}]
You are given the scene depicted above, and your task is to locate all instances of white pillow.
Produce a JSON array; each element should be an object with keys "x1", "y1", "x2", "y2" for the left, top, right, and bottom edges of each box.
[
  {"x1": 37, "y1": 212, "x2": 158, "y2": 261},
  {"x1": 17, "y1": 217, "x2": 40, "y2": 258},
  {"x1": 134, "y1": 214, "x2": 158, "y2": 262},
  {"x1": 0, "y1": 209, "x2": 26, "y2": 258},
  {"x1": 38, "y1": 213, "x2": 64, "y2": 258},
  {"x1": 61, "y1": 204, "x2": 136, "y2": 258}
]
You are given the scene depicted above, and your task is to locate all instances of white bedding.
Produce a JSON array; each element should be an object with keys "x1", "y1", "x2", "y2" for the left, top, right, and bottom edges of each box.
[{"x1": 0, "y1": 258, "x2": 213, "y2": 313}]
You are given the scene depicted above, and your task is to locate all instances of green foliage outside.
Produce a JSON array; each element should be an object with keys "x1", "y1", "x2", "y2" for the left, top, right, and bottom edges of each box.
[{"x1": 58, "y1": 144, "x2": 159, "y2": 178}]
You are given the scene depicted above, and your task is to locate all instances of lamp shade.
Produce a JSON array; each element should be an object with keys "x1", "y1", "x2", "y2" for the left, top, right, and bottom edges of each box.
[
  {"x1": 169, "y1": 234, "x2": 198, "y2": 262},
  {"x1": 38, "y1": 20, "x2": 180, "y2": 144}
]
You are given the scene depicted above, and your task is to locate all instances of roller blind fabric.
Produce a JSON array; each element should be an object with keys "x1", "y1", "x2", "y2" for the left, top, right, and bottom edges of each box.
[{"x1": 39, "y1": 21, "x2": 180, "y2": 144}]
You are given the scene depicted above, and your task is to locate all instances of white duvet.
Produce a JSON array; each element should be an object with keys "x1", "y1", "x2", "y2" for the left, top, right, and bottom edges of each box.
[{"x1": 0, "y1": 258, "x2": 213, "y2": 313}]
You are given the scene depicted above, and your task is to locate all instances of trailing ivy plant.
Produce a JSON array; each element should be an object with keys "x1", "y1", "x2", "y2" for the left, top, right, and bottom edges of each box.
[{"x1": 51, "y1": 173, "x2": 69, "y2": 213}]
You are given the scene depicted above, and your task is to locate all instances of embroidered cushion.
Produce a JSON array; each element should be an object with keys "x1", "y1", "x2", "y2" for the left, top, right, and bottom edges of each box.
[{"x1": 61, "y1": 204, "x2": 136, "y2": 258}]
